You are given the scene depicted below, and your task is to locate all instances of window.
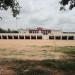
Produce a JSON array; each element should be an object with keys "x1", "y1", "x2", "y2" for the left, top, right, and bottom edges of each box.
[
  {"x1": 55, "y1": 36, "x2": 61, "y2": 40},
  {"x1": 19, "y1": 36, "x2": 24, "y2": 39},
  {"x1": 8, "y1": 35, "x2": 13, "y2": 39},
  {"x1": 37, "y1": 36, "x2": 42, "y2": 39},
  {"x1": 25, "y1": 36, "x2": 30, "y2": 39},
  {"x1": 62, "y1": 36, "x2": 67, "y2": 40},
  {"x1": 68, "y1": 36, "x2": 74, "y2": 40},
  {"x1": 49, "y1": 36, "x2": 54, "y2": 40},
  {"x1": 14, "y1": 36, "x2": 18, "y2": 39},
  {"x1": 2, "y1": 35, "x2": 7, "y2": 39},
  {"x1": 31, "y1": 36, "x2": 36, "y2": 39}
]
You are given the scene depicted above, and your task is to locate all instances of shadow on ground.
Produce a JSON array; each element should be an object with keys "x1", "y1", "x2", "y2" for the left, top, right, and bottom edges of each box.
[{"x1": 0, "y1": 58, "x2": 75, "y2": 75}]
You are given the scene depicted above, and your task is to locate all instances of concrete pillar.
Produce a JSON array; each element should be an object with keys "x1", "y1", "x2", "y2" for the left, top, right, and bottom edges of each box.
[
  {"x1": 36, "y1": 36, "x2": 38, "y2": 39},
  {"x1": 36, "y1": 36, "x2": 37, "y2": 40},
  {"x1": 54, "y1": 36, "x2": 55, "y2": 40},
  {"x1": 7, "y1": 35, "x2": 8, "y2": 39},
  {"x1": 1, "y1": 35, "x2": 2, "y2": 39},
  {"x1": 74, "y1": 36, "x2": 75, "y2": 40},
  {"x1": 24, "y1": 35, "x2": 25, "y2": 39},
  {"x1": 12, "y1": 35, "x2": 14, "y2": 39},
  {"x1": 60, "y1": 36, "x2": 62, "y2": 40},
  {"x1": 18, "y1": 35, "x2": 20, "y2": 39},
  {"x1": 43, "y1": 35, "x2": 48, "y2": 40},
  {"x1": 67, "y1": 36, "x2": 68, "y2": 40},
  {"x1": 17, "y1": 35, "x2": 19, "y2": 39},
  {"x1": 61, "y1": 35, "x2": 62, "y2": 40},
  {"x1": 35, "y1": 36, "x2": 36, "y2": 39},
  {"x1": 30, "y1": 36, "x2": 31, "y2": 40}
]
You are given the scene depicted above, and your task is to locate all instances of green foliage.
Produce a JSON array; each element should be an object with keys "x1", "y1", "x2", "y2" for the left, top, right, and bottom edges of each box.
[
  {"x1": 0, "y1": 59, "x2": 75, "y2": 75},
  {"x1": 24, "y1": 69, "x2": 50, "y2": 75},
  {"x1": 0, "y1": 0, "x2": 20, "y2": 17},
  {"x1": 0, "y1": 28, "x2": 18, "y2": 33},
  {"x1": 41, "y1": 59, "x2": 75, "y2": 70},
  {"x1": 60, "y1": 0, "x2": 75, "y2": 10},
  {"x1": 56, "y1": 46, "x2": 75, "y2": 54},
  {"x1": 0, "y1": 28, "x2": 8, "y2": 33}
]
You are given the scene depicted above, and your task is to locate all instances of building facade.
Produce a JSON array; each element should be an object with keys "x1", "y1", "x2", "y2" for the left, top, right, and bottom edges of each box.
[{"x1": 0, "y1": 27, "x2": 75, "y2": 40}]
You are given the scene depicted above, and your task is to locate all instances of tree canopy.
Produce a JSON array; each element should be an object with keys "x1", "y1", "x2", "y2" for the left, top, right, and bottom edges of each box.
[
  {"x1": 60, "y1": 0, "x2": 75, "y2": 10},
  {"x1": 0, "y1": 28, "x2": 18, "y2": 33},
  {"x1": 0, "y1": 0, "x2": 75, "y2": 17},
  {"x1": 0, "y1": 0, "x2": 20, "y2": 17}
]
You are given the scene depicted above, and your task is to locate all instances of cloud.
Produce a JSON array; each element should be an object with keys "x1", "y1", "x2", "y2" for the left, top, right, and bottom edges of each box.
[{"x1": 0, "y1": 0, "x2": 75, "y2": 31}]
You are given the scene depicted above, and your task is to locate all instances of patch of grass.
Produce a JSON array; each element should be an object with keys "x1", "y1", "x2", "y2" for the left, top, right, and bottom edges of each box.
[
  {"x1": 24, "y1": 69, "x2": 50, "y2": 75},
  {"x1": 0, "y1": 49, "x2": 7, "y2": 51},
  {"x1": 0, "y1": 58, "x2": 75, "y2": 75},
  {"x1": 55, "y1": 46, "x2": 75, "y2": 54},
  {"x1": 41, "y1": 46, "x2": 52, "y2": 48},
  {"x1": 41, "y1": 59, "x2": 75, "y2": 71},
  {"x1": 29, "y1": 45, "x2": 38, "y2": 47}
]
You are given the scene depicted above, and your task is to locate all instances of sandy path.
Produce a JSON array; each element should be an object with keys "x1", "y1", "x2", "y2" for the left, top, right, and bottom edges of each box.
[
  {"x1": 0, "y1": 40, "x2": 75, "y2": 49},
  {"x1": 0, "y1": 40, "x2": 74, "y2": 60}
]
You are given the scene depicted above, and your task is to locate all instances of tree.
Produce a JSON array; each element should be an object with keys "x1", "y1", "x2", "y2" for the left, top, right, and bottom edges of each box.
[
  {"x1": 0, "y1": 28, "x2": 18, "y2": 33},
  {"x1": 0, "y1": 28, "x2": 7, "y2": 33},
  {"x1": 0, "y1": 0, "x2": 20, "y2": 17},
  {"x1": 60, "y1": 0, "x2": 75, "y2": 10},
  {"x1": 8, "y1": 28, "x2": 11, "y2": 33}
]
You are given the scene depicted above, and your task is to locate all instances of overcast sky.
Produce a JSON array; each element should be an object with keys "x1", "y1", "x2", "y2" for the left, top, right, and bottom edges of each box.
[{"x1": 0, "y1": 0, "x2": 75, "y2": 31}]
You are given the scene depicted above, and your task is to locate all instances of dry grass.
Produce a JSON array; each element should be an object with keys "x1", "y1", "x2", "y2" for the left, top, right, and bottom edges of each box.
[
  {"x1": 0, "y1": 40, "x2": 75, "y2": 75},
  {"x1": 0, "y1": 40, "x2": 75, "y2": 49},
  {"x1": 0, "y1": 59, "x2": 75, "y2": 75},
  {"x1": 0, "y1": 46, "x2": 67, "y2": 60},
  {"x1": 0, "y1": 40, "x2": 75, "y2": 60}
]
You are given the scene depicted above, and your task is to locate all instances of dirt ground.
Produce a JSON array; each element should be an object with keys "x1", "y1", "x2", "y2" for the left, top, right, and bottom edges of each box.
[
  {"x1": 0, "y1": 40, "x2": 75, "y2": 60},
  {"x1": 0, "y1": 40, "x2": 75, "y2": 49},
  {"x1": 0, "y1": 40, "x2": 75, "y2": 75}
]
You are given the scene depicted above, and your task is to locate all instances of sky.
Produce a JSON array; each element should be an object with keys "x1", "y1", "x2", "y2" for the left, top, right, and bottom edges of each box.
[{"x1": 0, "y1": 0, "x2": 75, "y2": 31}]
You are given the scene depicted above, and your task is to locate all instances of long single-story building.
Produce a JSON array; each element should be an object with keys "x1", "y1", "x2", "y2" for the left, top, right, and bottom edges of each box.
[{"x1": 0, "y1": 27, "x2": 75, "y2": 40}]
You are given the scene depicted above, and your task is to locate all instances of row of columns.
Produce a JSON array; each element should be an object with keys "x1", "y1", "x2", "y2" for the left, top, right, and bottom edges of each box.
[
  {"x1": 0, "y1": 35, "x2": 42, "y2": 40},
  {"x1": 49, "y1": 35, "x2": 75, "y2": 40},
  {"x1": 0, "y1": 35, "x2": 75, "y2": 40}
]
